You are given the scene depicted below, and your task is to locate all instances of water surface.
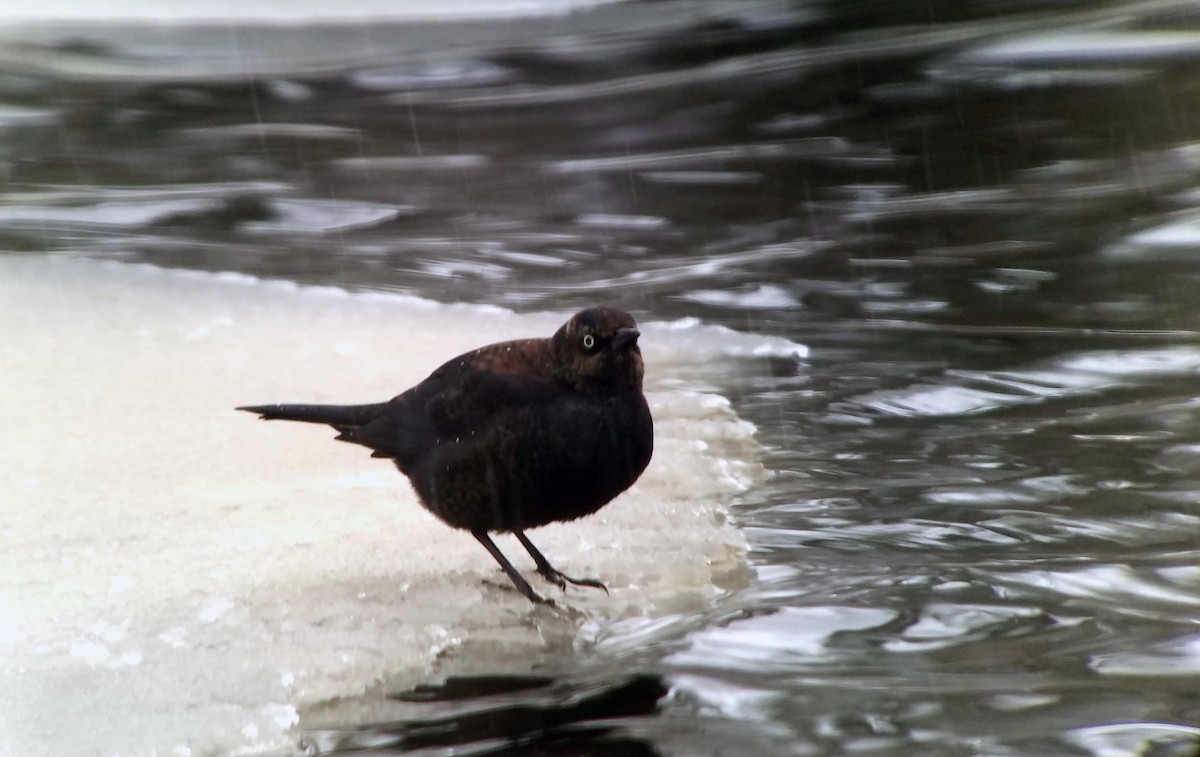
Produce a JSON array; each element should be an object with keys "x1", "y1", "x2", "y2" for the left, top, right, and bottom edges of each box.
[{"x1": 4, "y1": 1, "x2": 1200, "y2": 755}]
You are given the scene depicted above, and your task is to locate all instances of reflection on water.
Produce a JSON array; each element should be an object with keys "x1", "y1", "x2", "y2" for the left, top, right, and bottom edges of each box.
[
  {"x1": 6, "y1": 0, "x2": 1200, "y2": 754},
  {"x1": 305, "y1": 674, "x2": 666, "y2": 755}
]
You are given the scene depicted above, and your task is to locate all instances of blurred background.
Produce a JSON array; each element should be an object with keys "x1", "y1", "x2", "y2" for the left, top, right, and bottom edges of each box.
[{"x1": 5, "y1": 0, "x2": 1200, "y2": 755}]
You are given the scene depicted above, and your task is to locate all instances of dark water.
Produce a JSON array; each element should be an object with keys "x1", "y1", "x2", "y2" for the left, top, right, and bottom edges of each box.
[{"x1": 6, "y1": 0, "x2": 1200, "y2": 754}]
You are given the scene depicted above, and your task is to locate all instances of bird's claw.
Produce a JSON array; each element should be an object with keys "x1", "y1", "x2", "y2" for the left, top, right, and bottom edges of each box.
[{"x1": 537, "y1": 567, "x2": 609, "y2": 595}]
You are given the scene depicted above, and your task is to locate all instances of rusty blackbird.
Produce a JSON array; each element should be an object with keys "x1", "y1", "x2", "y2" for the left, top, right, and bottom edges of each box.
[{"x1": 238, "y1": 307, "x2": 653, "y2": 604}]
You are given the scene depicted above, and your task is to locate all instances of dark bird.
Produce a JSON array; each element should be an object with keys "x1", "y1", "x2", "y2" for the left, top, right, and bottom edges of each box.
[{"x1": 238, "y1": 307, "x2": 653, "y2": 605}]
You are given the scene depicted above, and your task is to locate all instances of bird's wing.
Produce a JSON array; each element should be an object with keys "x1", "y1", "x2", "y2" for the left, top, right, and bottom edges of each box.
[
  {"x1": 423, "y1": 368, "x2": 557, "y2": 438},
  {"x1": 340, "y1": 364, "x2": 556, "y2": 465}
]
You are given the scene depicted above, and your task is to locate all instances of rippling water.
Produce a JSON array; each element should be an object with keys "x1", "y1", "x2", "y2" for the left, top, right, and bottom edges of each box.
[{"x1": 5, "y1": 0, "x2": 1200, "y2": 755}]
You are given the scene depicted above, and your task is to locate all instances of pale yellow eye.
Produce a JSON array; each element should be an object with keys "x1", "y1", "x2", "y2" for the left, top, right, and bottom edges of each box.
[{"x1": 582, "y1": 333, "x2": 596, "y2": 350}]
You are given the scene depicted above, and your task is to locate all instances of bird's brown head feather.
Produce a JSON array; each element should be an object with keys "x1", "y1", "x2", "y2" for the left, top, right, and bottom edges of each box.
[{"x1": 551, "y1": 307, "x2": 644, "y2": 391}]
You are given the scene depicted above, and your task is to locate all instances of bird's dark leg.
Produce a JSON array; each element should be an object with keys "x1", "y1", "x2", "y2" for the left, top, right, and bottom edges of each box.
[
  {"x1": 513, "y1": 530, "x2": 609, "y2": 595},
  {"x1": 472, "y1": 530, "x2": 552, "y2": 605}
]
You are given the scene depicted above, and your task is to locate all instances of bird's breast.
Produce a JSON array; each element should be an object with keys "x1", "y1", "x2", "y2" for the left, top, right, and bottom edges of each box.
[
  {"x1": 411, "y1": 390, "x2": 652, "y2": 532},
  {"x1": 525, "y1": 391, "x2": 652, "y2": 518}
]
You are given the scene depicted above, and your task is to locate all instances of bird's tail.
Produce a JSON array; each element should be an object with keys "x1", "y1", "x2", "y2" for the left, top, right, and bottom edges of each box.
[{"x1": 236, "y1": 402, "x2": 387, "y2": 429}]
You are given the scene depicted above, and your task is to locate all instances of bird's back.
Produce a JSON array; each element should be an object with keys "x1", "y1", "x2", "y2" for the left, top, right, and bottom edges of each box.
[{"x1": 328, "y1": 339, "x2": 554, "y2": 470}]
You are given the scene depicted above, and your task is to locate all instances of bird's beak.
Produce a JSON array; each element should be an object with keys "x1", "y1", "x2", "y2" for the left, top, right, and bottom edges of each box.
[{"x1": 612, "y1": 327, "x2": 640, "y2": 350}]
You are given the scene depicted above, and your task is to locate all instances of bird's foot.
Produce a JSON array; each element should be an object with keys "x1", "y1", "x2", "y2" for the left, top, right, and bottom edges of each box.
[
  {"x1": 509, "y1": 531, "x2": 609, "y2": 596},
  {"x1": 537, "y1": 566, "x2": 609, "y2": 595},
  {"x1": 483, "y1": 577, "x2": 555, "y2": 605}
]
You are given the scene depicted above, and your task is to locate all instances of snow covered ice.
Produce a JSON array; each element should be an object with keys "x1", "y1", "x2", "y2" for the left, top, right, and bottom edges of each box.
[{"x1": 0, "y1": 256, "x2": 792, "y2": 756}]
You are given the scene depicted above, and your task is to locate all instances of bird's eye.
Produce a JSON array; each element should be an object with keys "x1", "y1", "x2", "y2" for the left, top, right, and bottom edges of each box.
[{"x1": 582, "y1": 333, "x2": 596, "y2": 350}]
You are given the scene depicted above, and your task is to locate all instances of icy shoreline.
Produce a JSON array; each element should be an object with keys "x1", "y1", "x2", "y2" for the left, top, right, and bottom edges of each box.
[{"x1": 0, "y1": 255, "x2": 782, "y2": 756}]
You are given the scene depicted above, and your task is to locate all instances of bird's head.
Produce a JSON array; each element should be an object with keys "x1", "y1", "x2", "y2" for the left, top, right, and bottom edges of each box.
[{"x1": 552, "y1": 307, "x2": 644, "y2": 390}]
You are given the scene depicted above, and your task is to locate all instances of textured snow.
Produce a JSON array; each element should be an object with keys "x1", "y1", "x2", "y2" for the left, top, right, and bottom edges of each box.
[{"x1": 0, "y1": 255, "x2": 766, "y2": 757}]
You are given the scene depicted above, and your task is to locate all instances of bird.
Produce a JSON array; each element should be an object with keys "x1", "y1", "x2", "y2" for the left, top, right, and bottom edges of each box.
[{"x1": 238, "y1": 307, "x2": 653, "y2": 605}]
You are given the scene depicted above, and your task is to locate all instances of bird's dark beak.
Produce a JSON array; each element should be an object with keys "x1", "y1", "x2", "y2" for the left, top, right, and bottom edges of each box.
[{"x1": 612, "y1": 327, "x2": 640, "y2": 350}]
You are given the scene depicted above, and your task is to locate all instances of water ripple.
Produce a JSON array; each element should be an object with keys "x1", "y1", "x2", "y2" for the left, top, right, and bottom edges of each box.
[
  {"x1": 981, "y1": 564, "x2": 1200, "y2": 619},
  {"x1": 844, "y1": 346, "x2": 1200, "y2": 418},
  {"x1": 881, "y1": 602, "x2": 1046, "y2": 653},
  {"x1": 1064, "y1": 722, "x2": 1200, "y2": 757},
  {"x1": 670, "y1": 606, "x2": 898, "y2": 672},
  {"x1": 1090, "y1": 633, "x2": 1200, "y2": 677}
]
